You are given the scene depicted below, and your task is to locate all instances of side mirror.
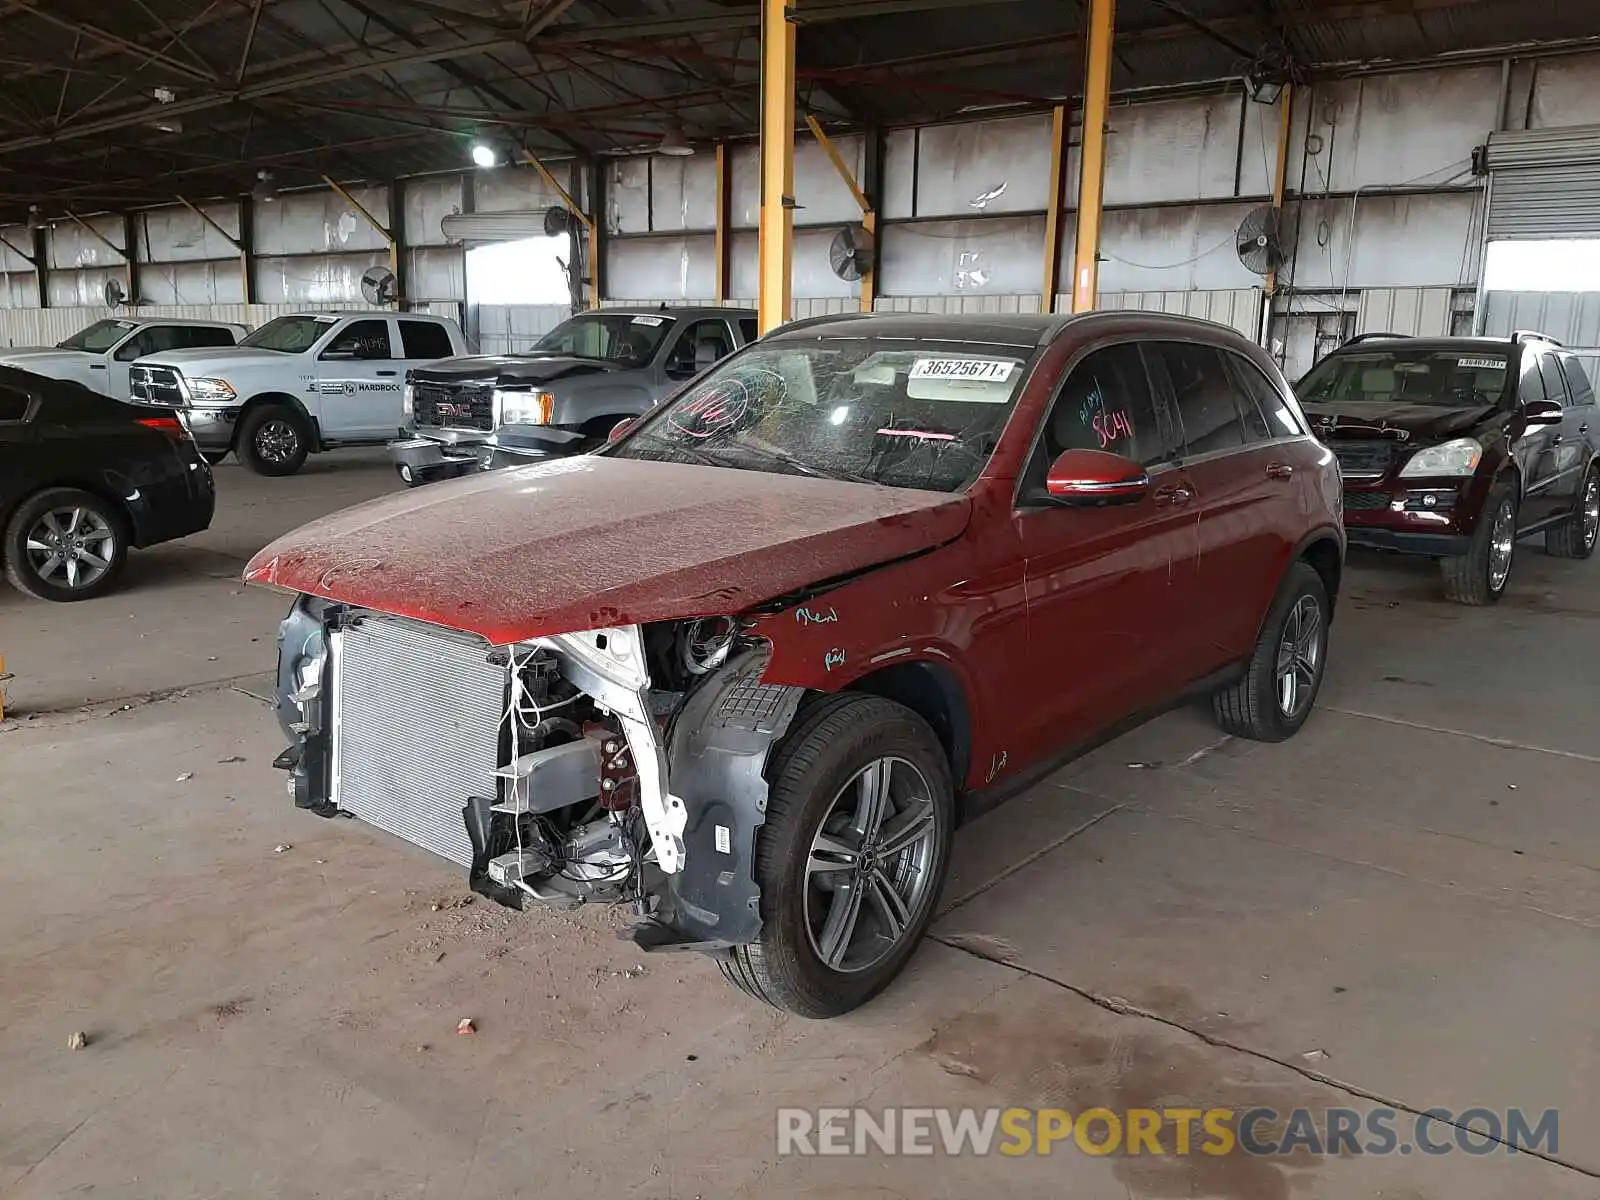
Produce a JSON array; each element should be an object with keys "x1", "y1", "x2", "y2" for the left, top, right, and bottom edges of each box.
[
  {"x1": 1045, "y1": 448, "x2": 1151, "y2": 505},
  {"x1": 608, "y1": 417, "x2": 635, "y2": 443},
  {"x1": 1521, "y1": 397, "x2": 1563, "y2": 426}
]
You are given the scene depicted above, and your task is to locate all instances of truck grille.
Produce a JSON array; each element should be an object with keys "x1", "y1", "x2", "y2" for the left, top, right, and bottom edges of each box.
[
  {"x1": 413, "y1": 381, "x2": 495, "y2": 431},
  {"x1": 129, "y1": 365, "x2": 184, "y2": 407},
  {"x1": 330, "y1": 615, "x2": 506, "y2": 868},
  {"x1": 1329, "y1": 439, "x2": 1402, "y2": 481}
]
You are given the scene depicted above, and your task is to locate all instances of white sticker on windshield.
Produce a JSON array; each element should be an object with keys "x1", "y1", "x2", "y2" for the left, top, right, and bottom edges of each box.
[
  {"x1": 631, "y1": 315, "x2": 666, "y2": 326},
  {"x1": 1458, "y1": 357, "x2": 1504, "y2": 369},
  {"x1": 313, "y1": 315, "x2": 338, "y2": 323},
  {"x1": 114, "y1": 320, "x2": 136, "y2": 329},
  {"x1": 910, "y1": 357, "x2": 1015, "y2": 383}
]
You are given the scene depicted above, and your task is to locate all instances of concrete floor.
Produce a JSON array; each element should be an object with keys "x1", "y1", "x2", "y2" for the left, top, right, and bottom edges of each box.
[{"x1": 2, "y1": 451, "x2": 1598, "y2": 1199}]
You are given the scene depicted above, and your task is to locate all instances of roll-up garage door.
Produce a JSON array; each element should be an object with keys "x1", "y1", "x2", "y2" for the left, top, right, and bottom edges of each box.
[
  {"x1": 441, "y1": 210, "x2": 557, "y2": 244},
  {"x1": 1484, "y1": 126, "x2": 1600, "y2": 240}
]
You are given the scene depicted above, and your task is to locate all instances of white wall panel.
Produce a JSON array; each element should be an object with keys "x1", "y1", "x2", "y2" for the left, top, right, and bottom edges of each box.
[
  {"x1": 604, "y1": 234, "x2": 716, "y2": 301},
  {"x1": 408, "y1": 245, "x2": 465, "y2": 302},
  {"x1": 879, "y1": 215, "x2": 1047, "y2": 297},
  {"x1": 608, "y1": 157, "x2": 651, "y2": 234},
  {"x1": 137, "y1": 259, "x2": 246, "y2": 306},
  {"x1": 1104, "y1": 93, "x2": 1261, "y2": 206},
  {"x1": 909, "y1": 115, "x2": 1053, "y2": 217},
  {"x1": 1528, "y1": 53, "x2": 1600, "y2": 130},
  {"x1": 475, "y1": 303, "x2": 571, "y2": 354},
  {"x1": 48, "y1": 267, "x2": 124, "y2": 308},
  {"x1": 1097, "y1": 203, "x2": 1263, "y2": 292},
  {"x1": 405, "y1": 176, "x2": 465, "y2": 246},
  {"x1": 0, "y1": 226, "x2": 31, "y2": 274},
  {"x1": 883, "y1": 128, "x2": 917, "y2": 221},
  {"x1": 472, "y1": 164, "x2": 568, "y2": 214},
  {"x1": 729, "y1": 135, "x2": 865, "y2": 229},
  {"x1": 1097, "y1": 289, "x2": 1261, "y2": 338},
  {"x1": 727, "y1": 228, "x2": 856, "y2": 300},
  {"x1": 650, "y1": 154, "x2": 719, "y2": 232},
  {"x1": 253, "y1": 185, "x2": 392, "y2": 255},
  {"x1": 0, "y1": 271, "x2": 39, "y2": 310},
  {"x1": 1355, "y1": 286, "x2": 1454, "y2": 336},
  {"x1": 48, "y1": 216, "x2": 125, "y2": 270},
  {"x1": 140, "y1": 203, "x2": 240, "y2": 263},
  {"x1": 253, "y1": 251, "x2": 391, "y2": 305},
  {"x1": 1289, "y1": 191, "x2": 1479, "y2": 290}
]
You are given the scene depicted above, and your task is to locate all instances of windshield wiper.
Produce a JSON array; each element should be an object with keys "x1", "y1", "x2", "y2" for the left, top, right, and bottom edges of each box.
[
  {"x1": 732, "y1": 442, "x2": 878, "y2": 487},
  {"x1": 628, "y1": 432, "x2": 732, "y2": 470}
]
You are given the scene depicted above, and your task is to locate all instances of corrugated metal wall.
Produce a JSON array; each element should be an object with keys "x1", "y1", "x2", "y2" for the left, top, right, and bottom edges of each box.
[{"x1": 0, "y1": 302, "x2": 369, "y2": 349}]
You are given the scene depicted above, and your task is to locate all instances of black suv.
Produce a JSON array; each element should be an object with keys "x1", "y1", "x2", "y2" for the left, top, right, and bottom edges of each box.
[{"x1": 1296, "y1": 331, "x2": 1600, "y2": 603}]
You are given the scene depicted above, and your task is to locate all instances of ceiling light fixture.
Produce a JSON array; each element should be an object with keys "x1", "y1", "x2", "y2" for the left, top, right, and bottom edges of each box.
[
  {"x1": 656, "y1": 123, "x2": 695, "y2": 157},
  {"x1": 252, "y1": 168, "x2": 278, "y2": 203},
  {"x1": 470, "y1": 142, "x2": 497, "y2": 168}
]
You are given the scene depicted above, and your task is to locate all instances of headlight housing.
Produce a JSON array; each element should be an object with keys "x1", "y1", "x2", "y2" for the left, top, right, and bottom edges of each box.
[
  {"x1": 1398, "y1": 437, "x2": 1482, "y2": 478},
  {"x1": 185, "y1": 377, "x2": 237, "y2": 405},
  {"x1": 402, "y1": 382, "x2": 414, "y2": 420},
  {"x1": 494, "y1": 389, "x2": 554, "y2": 426}
]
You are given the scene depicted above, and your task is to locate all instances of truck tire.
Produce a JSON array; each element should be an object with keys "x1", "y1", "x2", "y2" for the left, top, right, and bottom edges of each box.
[
  {"x1": 718, "y1": 694, "x2": 954, "y2": 1018},
  {"x1": 1441, "y1": 482, "x2": 1517, "y2": 604},
  {"x1": 238, "y1": 404, "x2": 309, "y2": 476}
]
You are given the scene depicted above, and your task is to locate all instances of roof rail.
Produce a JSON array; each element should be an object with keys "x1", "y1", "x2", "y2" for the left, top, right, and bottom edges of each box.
[
  {"x1": 1343, "y1": 332, "x2": 1410, "y2": 344},
  {"x1": 1511, "y1": 329, "x2": 1564, "y2": 347}
]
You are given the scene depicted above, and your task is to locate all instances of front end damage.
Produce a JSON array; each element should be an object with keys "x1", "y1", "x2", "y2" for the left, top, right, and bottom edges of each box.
[{"x1": 274, "y1": 597, "x2": 803, "y2": 950}]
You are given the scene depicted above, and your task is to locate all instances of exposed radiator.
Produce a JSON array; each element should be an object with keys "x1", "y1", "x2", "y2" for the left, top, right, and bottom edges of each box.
[{"x1": 330, "y1": 614, "x2": 505, "y2": 868}]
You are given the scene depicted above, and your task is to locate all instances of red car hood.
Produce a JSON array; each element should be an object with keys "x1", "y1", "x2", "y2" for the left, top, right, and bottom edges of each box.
[{"x1": 244, "y1": 456, "x2": 970, "y2": 644}]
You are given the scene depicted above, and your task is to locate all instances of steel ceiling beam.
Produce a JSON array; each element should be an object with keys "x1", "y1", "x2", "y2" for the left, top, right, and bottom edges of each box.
[{"x1": 0, "y1": 1, "x2": 221, "y2": 85}]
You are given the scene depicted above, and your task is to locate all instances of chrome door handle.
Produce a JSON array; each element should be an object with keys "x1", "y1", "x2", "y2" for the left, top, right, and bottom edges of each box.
[
  {"x1": 1266, "y1": 462, "x2": 1295, "y2": 480},
  {"x1": 1153, "y1": 483, "x2": 1194, "y2": 506}
]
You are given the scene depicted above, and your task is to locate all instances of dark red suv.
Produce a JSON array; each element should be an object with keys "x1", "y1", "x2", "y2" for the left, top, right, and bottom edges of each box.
[
  {"x1": 1297, "y1": 331, "x2": 1600, "y2": 603},
  {"x1": 250, "y1": 311, "x2": 1343, "y2": 1017}
]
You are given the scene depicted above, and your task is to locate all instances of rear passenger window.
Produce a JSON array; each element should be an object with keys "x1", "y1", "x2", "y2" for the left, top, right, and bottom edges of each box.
[
  {"x1": 1519, "y1": 355, "x2": 1546, "y2": 404},
  {"x1": 1561, "y1": 355, "x2": 1596, "y2": 406},
  {"x1": 1538, "y1": 354, "x2": 1571, "y2": 405},
  {"x1": 1227, "y1": 354, "x2": 1302, "y2": 439},
  {"x1": 183, "y1": 326, "x2": 238, "y2": 348},
  {"x1": 1150, "y1": 342, "x2": 1246, "y2": 456},
  {"x1": 1023, "y1": 343, "x2": 1175, "y2": 498},
  {"x1": 399, "y1": 320, "x2": 454, "y2": 360},
  {"x1": 0, "y1": 384, "x2": 30, "y2": 422}
]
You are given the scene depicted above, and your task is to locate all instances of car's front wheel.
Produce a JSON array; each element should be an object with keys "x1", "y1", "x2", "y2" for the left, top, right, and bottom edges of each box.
[
  {"x1": 1212, "y1": 560, "x2": 1330, "y2": 742},
  {"x1": 238, "y1": 404, "x2": 310, "y2": 476},
  {"x1": 1441, "y1": 482, "x2": 1517, "y2": 604},
  {"x1": 719, "y1": 694, "x2": 954, "y2": 1018},
  {"x1": 3, "y1": 487, "x2": 128, "y2": 602}
]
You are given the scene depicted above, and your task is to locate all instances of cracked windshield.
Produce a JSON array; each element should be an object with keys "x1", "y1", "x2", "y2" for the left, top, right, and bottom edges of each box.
[{"x1": 614, "y1": 339, "x2": 1032, "y2": 492}]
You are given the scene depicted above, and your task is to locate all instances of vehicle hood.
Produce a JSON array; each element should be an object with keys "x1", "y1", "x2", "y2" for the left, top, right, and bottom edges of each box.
[
  {"x1": 243, "y1": 456, "x2": 969, "y2": 644},
  {"x1": 0, "y1": 348, "x2": 91, "y2": 368},
  {"x1": 138, "y1": 346, "x2": 283, "y2": 369},
  {"x1": 1301, "y1": 399, "x2": 1500, "y2": 442},
  {"x1": 411, "y1": 353, "x2": 621, "y2": 386}
]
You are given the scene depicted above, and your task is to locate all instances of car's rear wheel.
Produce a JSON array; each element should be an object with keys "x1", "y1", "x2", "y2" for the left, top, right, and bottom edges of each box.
[
  {"x1": 1545, "y1": 464, "x2": 1599, "y2": 560},
  {"x1": 1441, "y1": 482, "x2": 1517, "y2": 604},
  {"x1": 1212, "y1": 560, "x2": 1329, "y2": 743},
  {"x1": 718, "y1": 694, "x2": 954, "y2": 1018},
  {"x1": 3, "y1": 487, "x2": 128, "y2": 602},
  {"x1": 238, "y1": 404, "x2": 309, "y2": 476}
]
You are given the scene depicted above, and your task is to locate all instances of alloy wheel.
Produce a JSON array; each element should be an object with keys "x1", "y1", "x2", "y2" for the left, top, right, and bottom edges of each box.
[
  {"x1": 803, "y1": 756, "x2": 941, "y2": 975},
  {"x1": 24, "y1": 506, "x2": 117, "y2": 591},
  {"x1": 1583, "y1": 474, "x2": 1599, "y2": 552},
  {"x1": 1488, "y1": 498, "x2": 1516, "y2": 592},
  {"x1": 1274, "y1": 594, "x2": 1323, "y2": 719},
  {"x1": 255, "y1": 418, "x2": 300, "y2": 464}
]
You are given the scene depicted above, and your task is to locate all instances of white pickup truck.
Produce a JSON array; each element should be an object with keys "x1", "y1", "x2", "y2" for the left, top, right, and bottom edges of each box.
[
  {"x1": 0, "y1": 317, "x2": 247, "y2": 398},
  {"x1": 129, "y1": 310, "x2": 467, "y2": 474}
]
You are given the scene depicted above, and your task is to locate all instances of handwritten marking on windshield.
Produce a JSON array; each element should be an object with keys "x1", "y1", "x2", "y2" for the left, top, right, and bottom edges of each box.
[
  {"x1": 796, "y1": 606, "x2": 839, "y2": 626},
  {"x1": 875, "y1": 428, "x2": 956, "y2": 441},
  {"x1": 824, "y1": 648, "x2": 847, "y2": 671}
]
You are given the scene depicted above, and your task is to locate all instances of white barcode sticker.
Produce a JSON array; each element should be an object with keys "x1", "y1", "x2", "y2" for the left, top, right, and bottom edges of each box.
[
  {"x1": 1458, "y1": 357, "x2": 1504, "y2": 369},
  {"x1": 910, "y1": 357, "x2": 1015, "y2": 382},
  {"x1": 715, "y1": 824, "x2": 731, "y2": 855},
  {"x1": 631, "y1": 315, "x2": 666, "y2": 326}
]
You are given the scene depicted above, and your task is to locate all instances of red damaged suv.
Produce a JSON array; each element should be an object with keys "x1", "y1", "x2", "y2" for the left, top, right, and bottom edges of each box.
[{"x1": 249, "y1": 311, "x2": 1343, "y2": 1017}]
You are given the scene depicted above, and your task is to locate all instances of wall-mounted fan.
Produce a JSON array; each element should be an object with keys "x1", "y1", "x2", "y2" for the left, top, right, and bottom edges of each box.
[
  {"x1": 828, "y1": 225, "x2": 874, "y2": 282},
  {"x1": 360, "y1": 265, "x2": 398, "y2": 305},
  {"x1": 1236, "y1": 205, "x2": 1286, "y2": 276},
  {"x1": 543, "y1": 206, "x2": 573, "y2": 237},
  {"x1": 103, "y1": 278, "x2": 126, "y2": 307}
]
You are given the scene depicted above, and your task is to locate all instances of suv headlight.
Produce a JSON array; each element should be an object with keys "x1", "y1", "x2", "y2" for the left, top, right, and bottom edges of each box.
[
  {"x1": 185, "y1": 377, "x2": 237, "y2": 405},
  {"x1": 494, "y1": 389, "x2": 554, "y2": 426},
  {"x1": 1398, "y1": 437, "x2": 1482, "y2": 478}
]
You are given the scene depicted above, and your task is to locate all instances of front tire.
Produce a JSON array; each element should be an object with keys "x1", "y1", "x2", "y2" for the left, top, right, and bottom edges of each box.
[
  {"x1": 238, "y1": 404, "x2": 309, "y2": 476},
  {"x1": 1212, "y1": 560, "x2": 1329, "y2": 743},
  {"x1": 719, "y1": 694, "x2": 954, "y2": 1018},
  {"x1": 3, "y1": 487, "x2": 128, "y2": 602},
  {"x1": 1545, "y1": 464, "x2": 1599, "y2": 560},
  {"x1": 1441, "y1": 482, "x2": 1517, "y2": 604}
]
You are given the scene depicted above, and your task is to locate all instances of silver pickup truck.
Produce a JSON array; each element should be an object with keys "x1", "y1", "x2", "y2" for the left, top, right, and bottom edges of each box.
[{"x1": 389, "y1": 305, "x2": 757, "y2": 485}]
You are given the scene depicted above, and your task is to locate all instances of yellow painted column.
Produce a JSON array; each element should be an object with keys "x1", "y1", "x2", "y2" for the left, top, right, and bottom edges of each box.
[
  {"x1": 714, "y1": 142, "x2": 730, "y2": 304},
  {"x1": 757, "y1": 0, "x2": 796, "y2": 334},
  {"x1": 1071, "y1": 0, "x2": 1115, "y2": 314}
]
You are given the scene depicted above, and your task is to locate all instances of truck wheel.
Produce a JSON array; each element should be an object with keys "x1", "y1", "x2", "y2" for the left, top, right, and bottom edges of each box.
[
  {"x1": 1545, "y1": 464, "x2": 1599, "y2": 559},
  {"x1": 718, "y1": 694, "x2": 954, "y2": 1018},
  {"x1": 1212, "y1": 560, "x2": 1329, "y2": 743},
  {"x1": 238, "y1": 404, "x2": 309, "y2": 476},
  {"x1": 1441, "y1": 482, "x2": 1516, "y2": 604},
  {"x1": 4, "y1": 487, "x2": 128, "y2": 602}
]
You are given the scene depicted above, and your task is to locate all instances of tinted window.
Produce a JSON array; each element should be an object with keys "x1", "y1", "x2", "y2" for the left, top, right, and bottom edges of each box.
[
  {"x1": 1519, "y1": 355, "x2": 1546, "y2": 405},
  {"x1": 400, "y1": 320, "x2": 454, "y2": 360},
  {"x1": 667, "y1": 320, "x2": 735, "y2": 377},
  {"x1": 113, "y1": 331, "x2": 153, "y2": 362},
  {"x1": 57, "y1": 319, "x2": 138, "y2": 352},
  {"x1": 1298, "y1": 348, "x2": 1510, "y2": 408},
  {"x1": 132, "y1": 325, "x2": 223, "y2": 357},
  {"x1": 1560, "y1": 355, "x2": 1596, "y2": 407},
  {"x1": 182, "y1": 325, "x2": 238, "y2": 349},
  {"x1": 1026, "y1": 343, "x2": 1173, "y2": 494},
  {"x1": 323, "y1": 319, "x2": 392, "y2": 360},
  {"x1": 1229, "y1": 354, "x2": 1303, "y2": 438},
  {"x1": 740, "y1": 318, "x2": 759, "y2": 343},
  {"x1": 1538, "y1": 354, "x2": 1570, "y2": 405},
  {"x1": 242, "y1": 314, "x2": 336, "y2": 352},
  {"x1": 1152, "y1": 342, "x2": 1245, "y2": 456},
  {"x1": 0, "y1": 384, "x2": 30, "y2": 422}
]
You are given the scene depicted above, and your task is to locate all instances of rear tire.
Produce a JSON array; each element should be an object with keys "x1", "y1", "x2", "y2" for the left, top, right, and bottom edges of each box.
[
  {"x1": 3, "y1": 487, "x2": 128, "y2": 602},
  {"x1": 718, "y1": 694, "x2": 954, "y2": 1018},
  {"x1": 1212, "y1": 560, "x2": 1329, "y2": 743},
  {"x1": 238, "y1": 404, "x2": 309, "y2": 476},
  {"x1": 1441, "y1": 482, "x2": 1516, "y2": 604},
  {"x1": 1545, "y1": 464, "x2": 1599, "y2": 560}
]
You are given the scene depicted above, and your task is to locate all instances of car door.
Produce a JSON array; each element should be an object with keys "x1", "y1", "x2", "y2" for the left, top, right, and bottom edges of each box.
[
  {"x1": 1014, "y1": 340, "x2": 1202, "y2": 751},
  {"x1": 316, "y1": 318, "x2": 399, "y2": 440},
  {"x1": 1146, "y1": 340, "x2": 1292, "y2": 670},
  {"x1": 1559, "y1": 352, "x2": 1599, "y2": 477},
  {"x1": 661, "y1": 319, "x2": 738, "y2": 388},
  {"x1": 0, "y1": 380, "x2": 39, "y2": 513},
  {"x1": 1538, "y1": 351, "x2": 1586, "y2": 519},
  {"x1": 1512, "y1": 351, "x2": 1563, "y2": 528}
]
